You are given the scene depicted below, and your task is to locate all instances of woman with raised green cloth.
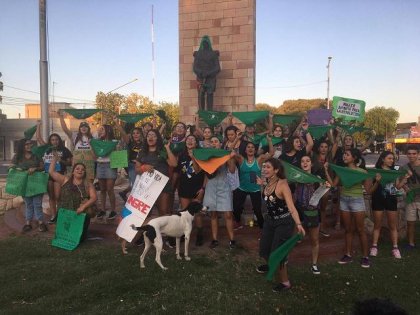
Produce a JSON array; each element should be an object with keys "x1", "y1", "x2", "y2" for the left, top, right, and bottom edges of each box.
[
  {"x1": 324, "y1": 149, "x2": 375, "y2": 268},
  {"x1": 10, "y1": 139, "x2": 47, "y2": 233},
  {"x1": 255, "y1": 158, "x2": 305, "y2": 292},
  {"x1": 49, "y1": 151, "x2": 97, "y2": 241}
]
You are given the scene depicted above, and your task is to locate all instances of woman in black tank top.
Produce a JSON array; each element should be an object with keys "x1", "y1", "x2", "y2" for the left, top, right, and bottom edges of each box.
[{"x1": 256, "y1": 158, "x2": 305, "y2": 292}]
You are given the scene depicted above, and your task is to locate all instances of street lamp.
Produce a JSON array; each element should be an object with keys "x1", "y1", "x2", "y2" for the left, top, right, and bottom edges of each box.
[
  {"x1": 101, "y1": 78, "x2": 139, "y2": 124},
  {"x1": 326, "y1": 56, "x2": 332, "y2": 109}
]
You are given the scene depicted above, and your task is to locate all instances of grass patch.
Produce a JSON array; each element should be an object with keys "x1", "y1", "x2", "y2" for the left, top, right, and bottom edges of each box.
[{"x1": 0, "y1": 234, "x2": 419, "y2": 315}]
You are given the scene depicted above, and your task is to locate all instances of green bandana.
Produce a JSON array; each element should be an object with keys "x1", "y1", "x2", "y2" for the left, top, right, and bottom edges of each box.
[
  {"x1": 24, "y1": 125, "x2": 37, "y2": 140},
  {"x1": 31, "y1": 144, "x2": 52, "y2": 159},
  {"x1": 117, "y1": 113, "x2": 153, "y2": 124},
  {"x1": 406, "y1": 188, "x2": 420, "y2": 204},
  {"x1": 90, "y1": 139, "x2": 118, "y2": 157},
  {"x1": 273, "y1": 114, "x2": 301, "y2": 125},
  {"x1": 282, "y1": 161, "x2": 324, "y2": 184},
  {"x1": 62, "y1": 108, "x2": 102, "y2": 119},
  {"x1": 329, "y1": 163, "x2": 374, "y2": 188},
  {"x1": 192, "y1": 148, "x2": 230, "y2": 161},
  {"x1": 308, "y1": 125, "x2": 333, "y2": 139},
  {"x1": 336, "y1": 124, "x2": 371, "y2": 135},
  {"x1": 366, "y1": 168, "x2": 407, "y2": 185},
  {"x1": 169, "y1": 142, "x2": 186, "y2": 155},
  {"x1": 259, "y1": 136, "x2": 284, "y2": 148},
  {"x1": 245, "y1": 134, "x2": 265, "y2": 146},
  {"x1": 198, "y1": 110, "x2": 228, "y2": 127},
  {"x1": 266, "y1": 234, "x2": 303, "y2": 281},
  {"x1": 232, "y1": 111, "x2": 269, "y2": 125}
]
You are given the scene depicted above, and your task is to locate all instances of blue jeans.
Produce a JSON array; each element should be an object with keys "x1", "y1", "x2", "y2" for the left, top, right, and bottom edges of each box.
[
  {"x1": 24, "y1": 194, "x2": 44, "y2": 221},
  {"x1": 128, "y1": 162, "x2": 137, "y2": 187}
]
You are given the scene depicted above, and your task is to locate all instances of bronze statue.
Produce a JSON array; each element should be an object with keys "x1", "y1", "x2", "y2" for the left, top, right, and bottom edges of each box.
[{"x1": 193, "y1": 35, "x2": 221, "y2": 111}]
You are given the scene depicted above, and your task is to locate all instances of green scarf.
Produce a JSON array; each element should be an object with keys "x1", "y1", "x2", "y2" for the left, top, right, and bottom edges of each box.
[
  {"x1": 308, "y1": 125, "x2": 333, "y2": 139},
  {"x1": 406, "y1": 188, "x2": 420, "y2": 204},
  {"x1": 282, "y1": 161, "x2": 324, "y2": 184},
  {"x1": 266, "y1": 234, "x2": 303, "y2": 281},
  {"x1": 272, "y1": 114, "x2": 301, "y2": 125},
  {"x1": 198, "y1": 110, "x2": 228, "y2": 127},
  {"x1": 329, "y1": 163, "x2": 374, "y2": 188},
  {"x1": 232, "y1": 111, "x2": 269, "y2": 125},
  {"x1": 24, "y1": 125, "x2": 37, "y2": 140},
  {"x1": 90, "y1": 139, "x2": 118, "y2": 157},
  {"x1": 117, "y1": 113, "x2": 153, "y2": 124},
  {"x1": 31, "y1": 144, "x2": 52, "y2": 159},
  {"x1": 366, "y1": 168, "x2": 407, "y2": 185},
  {"x1": 336, "y1": 124, "x2": 371, "y2": 135},
  {"x1": 260, "y1": 136, "x2": 284, "y2": 148},
  {"x1": 245, "y1": 133, "x2": 265, "y2": 146},
  {"x1": 62, "y1": 108, "x2": 102, "y2": 119}
]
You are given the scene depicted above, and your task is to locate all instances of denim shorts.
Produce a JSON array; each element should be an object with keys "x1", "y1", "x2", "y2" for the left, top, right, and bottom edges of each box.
[
  {"x1": 96, "y1": 162, "x2": 117, "y2": 180},
  {"x1": 340, "y1": 196, "x2": 366, "y2": 212}
]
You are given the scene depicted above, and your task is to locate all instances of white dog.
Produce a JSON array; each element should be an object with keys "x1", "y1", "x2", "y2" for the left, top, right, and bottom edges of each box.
[{"x1": 131, "y1": 201, "x2": 206, "y2": 270}]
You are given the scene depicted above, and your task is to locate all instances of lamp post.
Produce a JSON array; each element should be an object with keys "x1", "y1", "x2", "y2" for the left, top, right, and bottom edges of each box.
[
  {"x1": 100, "y1": 78, "x2": 138, "y2": 124},
  {"x1": 326, "y1": 56, "x2": 332, "y2": 109}
]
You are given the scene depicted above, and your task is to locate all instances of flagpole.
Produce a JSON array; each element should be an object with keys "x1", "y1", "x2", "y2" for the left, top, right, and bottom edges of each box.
[{"x1": 326, "y1": 56, "x2": 332, "y2": 109}]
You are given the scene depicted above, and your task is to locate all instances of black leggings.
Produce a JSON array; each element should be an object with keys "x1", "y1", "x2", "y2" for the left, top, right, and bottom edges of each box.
[{"x1": 233, "y1": 189, "x2": 264, "y2": 228}]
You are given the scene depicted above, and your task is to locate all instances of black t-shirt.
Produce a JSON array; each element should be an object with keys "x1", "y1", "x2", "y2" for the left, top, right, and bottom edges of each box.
[
  {"x1": 43, "y1": 147, "x2": 73, "y2": 174},
  {"x1": 280, "y1": 150, "x2": 305, "y2": 168},
  {"x1": 136, "y1": 150, "x2": 169, "y2": 176},
  {"x1": 175, "y1": 153, "x2": 205, "y2": 198},
  {"x1": 128, "y1": 140, "x2": 142, "y2": 161}
]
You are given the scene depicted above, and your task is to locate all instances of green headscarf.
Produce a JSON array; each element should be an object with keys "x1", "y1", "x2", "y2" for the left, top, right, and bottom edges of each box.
[
  {"x1": 117, "y1": 113, "x2": 153, "y2": 124},
  {"x1": 198, "y1": 110, "x2": 228, "y2": 127},
  {"x1": 329, "y1": 163, "x2": 375, "y2": 188},
  {"x1": 62, "y1": 108, "x2": 102, "y2": 119},
  {"x1": 232, "y1": 111, "x2": 269, "y2": 126},
  {"x1": 282, "y1": 161, "x2": 324, "y2": 184}
]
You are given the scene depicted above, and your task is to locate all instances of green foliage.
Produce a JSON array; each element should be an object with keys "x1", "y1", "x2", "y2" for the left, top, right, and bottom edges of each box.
[
  {"x1": 279, "y1": 98, "x2": 327, "y2": 114},
  {"x1": 364, "y1": 106, "x2": 399, "y2": 137}
]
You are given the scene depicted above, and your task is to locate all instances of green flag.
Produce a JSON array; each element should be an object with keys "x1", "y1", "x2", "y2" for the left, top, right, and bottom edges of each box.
[
  {"x1": 110, "y1": 150, "x2": 128, "y2": 168},
  {"x1": 273, "y1": 114, "x2": 301, "y2": 125},
  {"x1": 169, "y1": 141, "x2": 186, "y2": 155},
  {"x1": 117, "y1": 113, "x2": 153, "y2": 124},
  {"x1": 52, "y1": 208, "x2": 86, "y2": 251},
  {"x1": 332, "y1": 96, "x2": 366, "y2": 122},
  {"x1": 232, "y1": 111, "x2": 269, "y2": 125},
  {"x1": 193, "y1": 148, "x2": 230, "y2": 161},
  {"x1": 24, "y1": 125, "x2": 37, "y2": 140},
  {"x1": 282, "y1": 161, "x2": 324, "y2": 184},
  {"x1": 246, "y1": 134, "x2": 265, "y2": 146},
  {"x1": 308, "y1": 125, "x2": 333, "y2": 139},
  {"x1": 366, "y1": 168, "x2": 407, "y2": 185},
  {"x1": 25, "y1": 171, "x2": 49, "y2": 197},
  {"x1": 198, "y1": 110, "x2": 228, "y2": 127},
  {"x1": 5, "y1": 168, "x2": 28, "y2": 196},
  {"x1": 31, "y1": 144, "x2": 52, "y2": 159},
  {"x1": 62, "y1": 108, "x2": 102, "y2": 119},
  {"x1": 406, "y1": 188, "x2": 420, "y2": 204},
  {"x1": 266, "y1": 234, "x2": 303, "y2": 281},
  {"x1": 329, "y1": 163, "x2": 374, "y2": 188},
  {"x1": 90, "y1": 139, "x2": 118, "y2": 157}
]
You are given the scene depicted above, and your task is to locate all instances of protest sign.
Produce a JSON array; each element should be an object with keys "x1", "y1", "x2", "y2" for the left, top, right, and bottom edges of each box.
[
  {"x1": 307, "y1": 109, "x2": 332, "y2": 126},
  {"x1": 110, "y1": 150, "x2": 128, "y2": 169},
  {"x1": 5, "y1": 169, "x2": 48, "y2": 197},
  {"x1": 309, "y1": 185, "x2": 331, "y2": 207},
  {"x1": 72, "y1": 150, "x2": 95, "y2": 181},
  {"x1": 52, "y1": 209, "x2": 86, "y2": 251},
  {"x1": 116, "y1": 170, "x2": 169, "y2": 242},
  {"x1": 332, "y1": 96, "x2": 365, "y2": 122}
]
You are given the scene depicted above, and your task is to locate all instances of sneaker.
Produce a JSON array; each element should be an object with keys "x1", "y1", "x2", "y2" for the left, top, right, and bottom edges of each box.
[
  {"x1": 405, "y1": 244, "x2": 416, "y2": 250},
  {"x1": 311, "y1": 264, "x2": 321, "y2": 275},
  {"x1": 209, "y1": 240, "x2": 219, "y2": 249},
  {"x1": 233, "y1": 221, "x2": 243, "y2": 230},
  {"x1": 38, "y1": 223, "x2": 48, "y2": 232},
  {"x1": 361, "y1": 257, "x2": 370, "y2": 268},
  {"x1": 107, "y1": 211, "x2": 117, "y2": 220},
  {"x1": 119, "y1": 191, "x2": 128, "y2": 202},
  {"x1": 369, "y1": 246, "x2": 378, "y2": 257},
  {"x1": 22, "y1": 224, "x2": 32, "y2": 233},
  {"x1": 338, "y1": 255, "x2": 353, "y2": 265},
  {"x1": 96, "y1": 211, "x2": 106, "y2": 219},
  {"x1": 48, "y1": 216, "x2": 57, "y2": 225},
  {"x1": 272, "y1": 283, "x2": 291, "y2": 292},
  {"x1": 392, "y1": 248, "x2": 402, "y2": 259},
  {"x1": 320, "y1": 230, "x2": 330, "y2": 237},
  {"x1": 229, "y1": 240, "x2": 236, "y2": 249},
  {"x1": 256, "y1": 264, "x2": 269, "y2": 274}
]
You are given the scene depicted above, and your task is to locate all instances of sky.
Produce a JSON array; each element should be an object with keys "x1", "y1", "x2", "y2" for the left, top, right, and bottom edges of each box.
[{"x1": 1, "y1": 0, "x2": 420, "y2": 123}]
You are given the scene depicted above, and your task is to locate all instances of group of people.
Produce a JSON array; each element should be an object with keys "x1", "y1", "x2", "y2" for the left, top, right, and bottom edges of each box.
[{"x1": 10, "y1": 110, "x2": 420, "y2": 293}]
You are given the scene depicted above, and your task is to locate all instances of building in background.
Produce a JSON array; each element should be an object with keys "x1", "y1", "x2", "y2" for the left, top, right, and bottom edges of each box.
[{"x1": 393, "y1": 116, "x2": 420, "y2": 152}]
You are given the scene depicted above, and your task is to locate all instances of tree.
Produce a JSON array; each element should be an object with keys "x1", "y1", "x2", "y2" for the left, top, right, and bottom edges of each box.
[
  {"x1": 278, "y1": 98, "x2": 326, "y2": 114},
  {"x1": 363, "y1": 106, "x2": 399, "y2": 138},
  {"x1": 94, "y1": 91, "x2": 125, "y2": 125}
]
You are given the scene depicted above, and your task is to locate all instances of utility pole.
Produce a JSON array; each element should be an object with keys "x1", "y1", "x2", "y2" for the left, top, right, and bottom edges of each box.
[{"x1": 39, "y1": 0, "x2": 49, "y2": 139}]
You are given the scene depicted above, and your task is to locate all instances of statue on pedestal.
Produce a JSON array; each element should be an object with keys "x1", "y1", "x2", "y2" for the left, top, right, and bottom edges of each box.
[{"x1": 193, "y1": 35, "x2": 221, "y2": 111}]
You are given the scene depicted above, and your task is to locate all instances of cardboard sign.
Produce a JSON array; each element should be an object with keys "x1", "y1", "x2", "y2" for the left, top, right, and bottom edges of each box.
[
  {"x1": 307, "y1": 109, "x2": 332, "y2": 126},
  {"x1": 332, "y1": 96, "x2": 365, "y2": 122},
  {"x1": 116, "y1": 170, "x2": 169, "y2": 242},
  {"x1": 72, "y1": 150, "x2": 95, "y2": 181},
  {"x1": 6, "y1": 169, "x2": 48, "y2": 197},
  {"x1": 52, "y1": 208, "x2": 86, "y2": 251}
]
